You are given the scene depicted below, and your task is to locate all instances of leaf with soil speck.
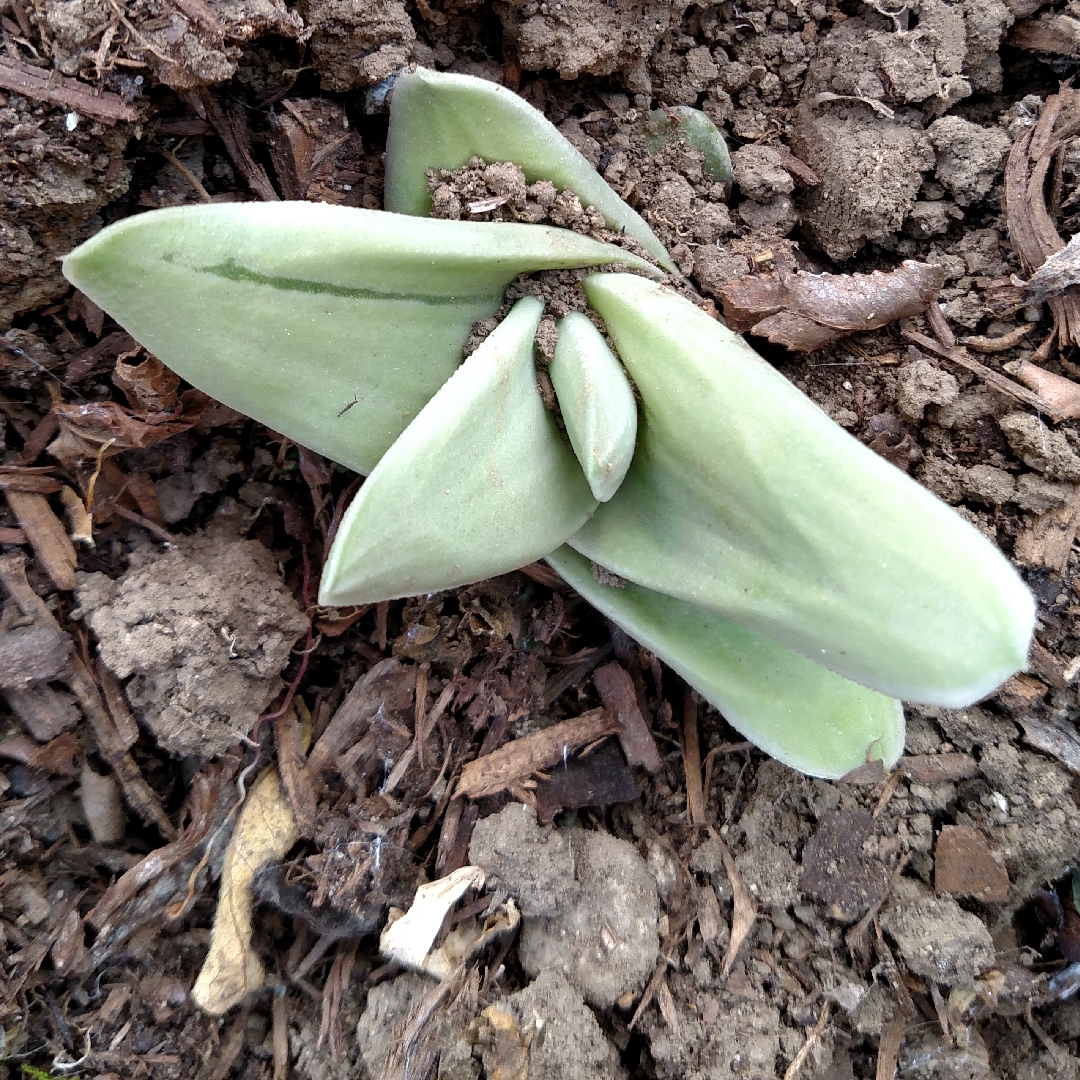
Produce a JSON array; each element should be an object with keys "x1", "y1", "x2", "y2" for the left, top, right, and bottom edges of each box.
[
  {"x1": 386, "y1": 68, "x2": 676, "y2": 272},
  {"x1": 719, "y1": 260, "x2": 945, "y2": 351}
]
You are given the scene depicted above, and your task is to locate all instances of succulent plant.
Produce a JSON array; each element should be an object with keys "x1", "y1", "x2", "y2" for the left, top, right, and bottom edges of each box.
[{"x1": 62, "y1": 69, "x2": 1035, "y2": 779}]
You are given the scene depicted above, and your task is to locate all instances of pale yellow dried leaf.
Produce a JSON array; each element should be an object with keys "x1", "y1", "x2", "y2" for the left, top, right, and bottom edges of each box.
[{"x1": 192, "y1": 767, "x2": 299, "y2": 1015}]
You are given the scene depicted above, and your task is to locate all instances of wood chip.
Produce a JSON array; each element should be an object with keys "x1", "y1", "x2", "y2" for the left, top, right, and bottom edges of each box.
[
  {"x1": 593, "y1": 662, "x2": 662, "y2": 771},
  {"x1": 60, "y1": 486, "x2": 93, "y2": 545},
  {"x1": 995, "y1": 672, "x2": 1049, "y2": 715},
  {"x1": 959, "y1": 325, "x2": 1033, "y2": 352},
  {"x1": 682, "y1": 685, "x2": 706, "y2": 825},
  {"x1": 1020, "y1": 713, "x2": 1080, "y2": 775},
  {"x1": 202, "y1": 1012, "x2": 247, "y2": 1080},
  {"x1": 95, "y1": 658, "x2": 140, "y2": 751},
  {"x1": 696, "y1": 880, "x2": 723, "y2": 945},
  {"x1": 934, "y1": 824, "x2": 1010, "y2": 903},
  {"x1": 1008, "y1": 12, "x2": 1080, "y2": 57},
  {"x1": 3, "y1": 683, "x2": 79, "y2": 740},
  {"x1": 800, "y1": 809, "x2": 889, "y2": 921},
  {"x1": 1014, "y1": 484, "x2": 1080, "y2": 575},
  {"x1": 199, "y1": 90, "x2": 279, "y2": 202},
  {"x1": 0, "y1": 553, "x2": 175, "y2": 838},
  {"x1": 845, "y1": 853, "x2": 911, "y2": 959},
  {"x1": 900, "y1": 753, "x2": 979, "y2": 784},
  {"x1": 876, "y1": 1017, "x2": 906, "y2": 1080},
  {"x1": 534, "y1": 738, "x2": 640, "y2": 822},
  {"x1": 457, "y1": 708, "x2": 618, "y2": 800},
  {"x1": 1006, "y1": 360, "x2": 1080, "y2": 420},
  {"x1": 782, "y1": 1002, "x2": 831, "y2": 1080},
  {"x1": 306, "y1": 658, "x2": 412, "y2": 778},
  {"x1": 656, "y1": 979, "x2": 679, "y2": 1029},
  {"x1": 721, "y1": 261, "x2": 943, "y2": 351},
  {"x1": 0, "y1": 56, "x2": 137, "y2": 123},
  {"x1": 275, "y1": 707, "x2": 317, "y2": 839},
  {"x1": 272, "y1": 992, "x2": 289, "y2": 1080},
  {"x1": 0, "y1": 623, "x2": 73, "y2": 689},
  {"x1": 1000, "y1": 92, "x2": 1080, "y2": 348},
  {"x1": 710, "y1": 830, "x2": 756, "y2": 980},
  {"x1": 3, "y1": 491, "x2": 78, "y2": 590},
  {"x1": 901, "y1": 328, "x2": 1058, "y2": 419},
  {"x1": 1029, "y1": 639, "x2": 1070, "y2": 690}
]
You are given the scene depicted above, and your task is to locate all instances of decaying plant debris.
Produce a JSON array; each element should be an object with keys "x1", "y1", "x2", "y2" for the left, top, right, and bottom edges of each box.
[{"x1": 4, "y1": 1, "x2": 1080, "y2": 1078}]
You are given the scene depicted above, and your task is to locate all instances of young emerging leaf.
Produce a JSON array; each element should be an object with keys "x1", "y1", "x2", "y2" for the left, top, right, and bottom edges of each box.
[
  {"x1": 549, "y1": 311, "x2": 638, "y2": 502},
  {"x1": 547, "y1": 547, "x2": 904, "y2": 779},
  {"x1": 385, "y1": 67, "x2": 677, "y2": 273},
  {"x1": 570, "y1": 274, "x2": 1035, "y2": 706},
  {"x1": 644, "y1": 106, "x2": 733, "y2": 184},
  {"x1": 62, "y1": 203, "x2": 656, "y2": 476},
  {"x1": 320, "y1": 297, "x2": 597, "y2": 606}
]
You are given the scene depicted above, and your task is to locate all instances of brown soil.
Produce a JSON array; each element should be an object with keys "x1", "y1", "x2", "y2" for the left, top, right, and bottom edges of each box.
[{"x1": 2, "y1": 2, "x2": 1080, "y2": 1079}]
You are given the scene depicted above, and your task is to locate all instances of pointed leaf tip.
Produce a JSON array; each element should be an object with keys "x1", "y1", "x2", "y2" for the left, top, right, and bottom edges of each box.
[
  {"x1": 63, "y1": 203, "x2": 649, "y2": 477},
  {"x1": 547, "y1": 547, "x2": 904, "y2": 779},
  {"x1": 571, "y1": 273, "x2": 1035, "y2": 706},
  {"x1": 550, "y1": 311, "x2": 638, "y2": 502},
  {"x1": 319, "y1": 296, "x2": 597, "y2": 606},
  {"x1": 385, "y1": 67, "x2": 676, "y2": 274}
]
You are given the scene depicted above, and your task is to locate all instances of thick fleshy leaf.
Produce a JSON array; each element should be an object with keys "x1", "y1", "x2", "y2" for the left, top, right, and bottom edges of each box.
[
  {"x1": 385, "y1": 67, "x2": 677, "y2": 274},
  {"x1": 550, "y1": 312, "x2": 637, "y2": 502},
  {"x1": 62, "y1": 203, "x2": 655, "y2": 476},
  {"x1": 319, "y1": 297, "x2": 597, "y2": 605},
  {"x1": 569, "y1": 274, "x2": 1035, "y2": 707},
  {"x1": 644, "y1": 107, "x2": 733, "y2": 184},
  {"x1": 547, "y1": 547, "x2": 904, "y2": 779}
]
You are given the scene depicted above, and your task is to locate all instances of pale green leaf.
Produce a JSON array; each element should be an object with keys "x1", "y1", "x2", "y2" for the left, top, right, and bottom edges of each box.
[
  {"x1": 550, "y1": 311, "x2": 637, "y2": 502},
  {"x1": 547, "y1": 546, "x2": 904, "y2": 779},
  {"x1": 62, "y1": 203, "x2": 653, "y2": 476},
  {"x1": 570, "y1": 273, "x2": 1035, "y2": 706},
  {"x1": 319, "y1": 297, "x2": 597, "y2": 605},
  {"x1": 644, "y1": 106, "x2": 733, "y2": 184},
  {"x1": 384, "y1": 67, "x2": 677, "y2": 274}
]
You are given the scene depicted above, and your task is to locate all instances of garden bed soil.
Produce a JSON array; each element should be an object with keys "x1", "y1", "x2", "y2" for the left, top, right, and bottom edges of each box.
[{"x1": 3, "y1": 1, "x2": 1080, "y2": 1078}]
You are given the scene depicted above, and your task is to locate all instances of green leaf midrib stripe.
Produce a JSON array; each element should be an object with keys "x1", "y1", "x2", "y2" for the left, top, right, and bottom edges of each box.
[{"x1": 202, "y1": 259, "x2": 494, "y2": 306}]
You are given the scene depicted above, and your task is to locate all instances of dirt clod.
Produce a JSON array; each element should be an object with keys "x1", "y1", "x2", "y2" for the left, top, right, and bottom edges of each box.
[
  {"x1": 469, "y1": 803, "x2": 658, "y2": 1008},
  {"x1": 73, "y1": 532, "x2": 309, "y2": 758},
  {"x1": 896, "y1": 357, "x2": 960, "y2": 421},
  {"x1": 505, "y1": 969, "x2": 626, "y2": 1080},
  {"x1": 881, "y1": 897, "x2": 995, "y2": 986}
]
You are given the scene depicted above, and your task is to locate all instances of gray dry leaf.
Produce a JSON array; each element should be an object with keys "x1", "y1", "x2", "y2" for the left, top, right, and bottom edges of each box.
[{"x1": 73, "y1": 533, "x2": 309, "y2": 759}]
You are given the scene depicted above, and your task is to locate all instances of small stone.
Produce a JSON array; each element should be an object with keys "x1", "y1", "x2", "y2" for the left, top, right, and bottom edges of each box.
[{"x1": 934, "y1": 825, "x2": 1010, "y2": 903}]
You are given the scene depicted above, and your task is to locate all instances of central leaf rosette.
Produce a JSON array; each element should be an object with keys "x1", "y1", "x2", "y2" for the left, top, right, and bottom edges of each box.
[{"x1": 61, "y1": 69, "x2": 1035, "y2": 779}]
